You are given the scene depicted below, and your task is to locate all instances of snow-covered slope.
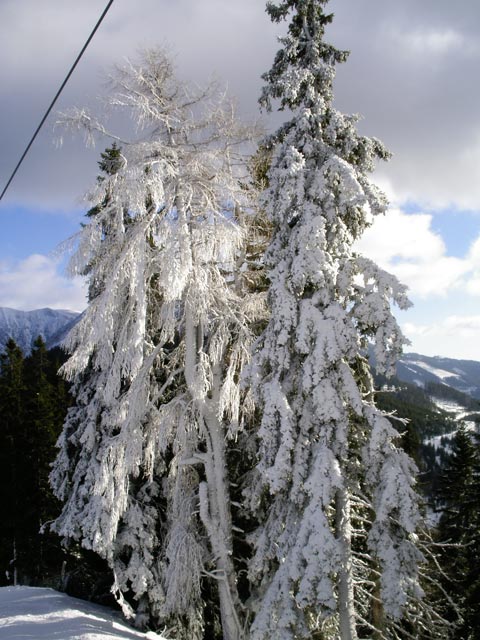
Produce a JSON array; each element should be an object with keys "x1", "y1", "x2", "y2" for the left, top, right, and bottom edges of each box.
[
  {"x1": 0, "y1": 586, "x2": 166, "y2": 640},
  {"x1": 424, "y1": 396, "x2": 478, "y2": 450},
  {"x1": 396, "y1": 352, "x2": 480, "y2": 399},
  {"x1": 0, "y1": 307, "x2": 79, "y2": 355}
]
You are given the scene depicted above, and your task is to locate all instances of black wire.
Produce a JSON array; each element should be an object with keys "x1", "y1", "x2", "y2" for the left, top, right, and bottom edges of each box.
[{"x1": 0, "y1": 0, "x2": 115, "y2": 203}]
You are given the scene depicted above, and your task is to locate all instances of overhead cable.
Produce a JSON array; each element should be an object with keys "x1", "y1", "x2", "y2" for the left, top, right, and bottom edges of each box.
[{"x1": 0, "y1": 0, "x2": 115, "y2": 203}]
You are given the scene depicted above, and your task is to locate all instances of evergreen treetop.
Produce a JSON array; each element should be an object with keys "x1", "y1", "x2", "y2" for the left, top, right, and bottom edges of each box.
[{"x1": 261, "y1": 0, "x2": 347, "y2": 112}]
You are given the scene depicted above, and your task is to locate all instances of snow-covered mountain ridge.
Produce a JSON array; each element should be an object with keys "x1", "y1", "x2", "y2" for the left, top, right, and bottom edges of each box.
[
  {"x1": 396, "y1": 352, "x2": 480, "y2": 399},
  {"x1": 3, "y1": 307, "x2": 480, "y2": 397},
  {"x1": 0, "y1": 307, "x2": 80, "y2": 355}
]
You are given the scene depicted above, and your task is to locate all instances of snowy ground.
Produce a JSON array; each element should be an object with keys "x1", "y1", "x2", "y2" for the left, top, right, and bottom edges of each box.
[{"x1": 0, "y1": 586, "x2": 167, "y2": 640}]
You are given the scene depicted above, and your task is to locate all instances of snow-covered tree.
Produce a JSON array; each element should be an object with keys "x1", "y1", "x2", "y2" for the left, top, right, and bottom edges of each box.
[
  {"x1": 246, "y1": 2, "x2": 427, "y2": 638},
  {"x1": 50, "y1": 49, "x2": 261, "y2": 639}
]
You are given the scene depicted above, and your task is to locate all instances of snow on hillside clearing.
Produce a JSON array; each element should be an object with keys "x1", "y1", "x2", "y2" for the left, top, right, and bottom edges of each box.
[
  {"x1": 0, "y1": 587, "x2": 167, "y2": 640},
  {"x1": 409, "y1": 360, "x2": 460, "y2": 381},
  {"x1": 430, "y1": 397, "x2": 470, "y2": 419},
  {"x1": 424, "y1": 397, "x2": 477, "y2": 451},
  {"x1": 423, "y1": 396, "x2": 478, "y2": 451}
]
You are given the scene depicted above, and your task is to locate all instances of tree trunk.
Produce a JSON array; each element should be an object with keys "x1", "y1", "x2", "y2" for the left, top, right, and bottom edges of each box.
[
  {"x1": 336, "y1": 486, "x2": 358, "y2": 640},
  {"x1": 202, "y1": 403, "x2": 243, "y2": 640},
  {"x1": 12, "y1": 538, "x2": 18, "y2": 586},
  {"x1": 185, "y1": 307, "x2": 243, "y2": 640},
  {"x1": 371, "y1": 571, "x2": 385, "y2": 640}
]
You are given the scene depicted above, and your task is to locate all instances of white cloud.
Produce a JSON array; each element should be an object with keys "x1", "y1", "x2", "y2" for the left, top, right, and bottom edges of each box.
[
  {"x1": 389, "y1": 25, "x2": 480, "y2": 60},
  {"x1": 380, "y1": 130, "x2": 480, "y2": 212},
  {"x1": 0, "y1": 254, "x2": 87, "y2": 312},
  {"x1": 463, "y1": 236, "x2": 480, "y2": 295},
  {"x1": 406, "y1": 28, "x2": 465, "y2": 55},
  {"x1": 355, "y1": 205, "x2": 480, "y2": 358},
  {"x1": 355, "y1": 209, "x2": 466, "y2": 297},
  {"x1": 444, "y1": 315, "x2": 480, "y2": 334},
  {"x1": 402, "y1": 316, "x2": 480, "y2": 360},
  {"x1": 405, "y1": 315, "x2": 480, "y2": 338}
]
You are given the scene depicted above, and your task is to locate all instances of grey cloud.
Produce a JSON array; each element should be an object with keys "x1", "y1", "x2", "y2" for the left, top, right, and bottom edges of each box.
[
  {"x1": 1, "y1": 0, "x2": 480, "y2": 211},
  {"x1": 328, "y1": 0, "x2": 480, "y2": 208}
]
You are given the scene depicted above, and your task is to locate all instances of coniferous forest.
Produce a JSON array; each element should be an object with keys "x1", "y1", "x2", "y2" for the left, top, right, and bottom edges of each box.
[
  {"x1": 0, "y1": 338, "x2": 114, "y2": 603},
  {"x1": 0, "y1": 337, "x2": 65, "y2": 588},
  {"x1": 1, "y1": 1, "x2": 480, "y2": 639}
]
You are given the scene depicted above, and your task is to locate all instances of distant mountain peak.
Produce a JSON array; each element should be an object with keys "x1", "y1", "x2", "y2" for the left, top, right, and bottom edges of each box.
[
  {"x1": 397, "y1": 352, "x2": 480, "y2": 400},
  {"x1": 0, "y1": 307, "x2": 80, "y2": 355}
]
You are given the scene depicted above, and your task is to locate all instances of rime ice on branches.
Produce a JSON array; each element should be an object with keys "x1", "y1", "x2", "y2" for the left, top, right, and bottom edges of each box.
[{"x1": 50, "y1": 49, "x2": 261, "y2": 640}]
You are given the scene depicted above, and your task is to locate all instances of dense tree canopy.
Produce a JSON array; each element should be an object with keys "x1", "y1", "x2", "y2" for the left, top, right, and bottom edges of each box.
[
  {"x1": 0, "y1": 339, "x2": 68, "y2": 585},
  {"x1": 437, "y1": 425, "x2": 480, "y2": 638}
]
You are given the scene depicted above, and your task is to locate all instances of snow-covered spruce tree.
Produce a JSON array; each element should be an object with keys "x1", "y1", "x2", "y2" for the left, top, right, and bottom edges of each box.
[
  {"x1": 50, "y1": 49, "x2": 261, "y2": 640},
  {"x1": 246, "y1": 2, "x2": 429, "y2": 638}
]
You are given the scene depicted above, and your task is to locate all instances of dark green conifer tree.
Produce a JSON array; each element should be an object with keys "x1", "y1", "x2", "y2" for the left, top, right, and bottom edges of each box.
[
  {"x1": 0, "y1": 336, "x2": 114, "y2": 596},
  {"x1": 0, "y1": 339, "x2": 26, "y2": 585},
  {"x1": 465, "y1": 429, "x2": 480, "y2": 638},
  {"x1": 437, "y1": 424, "x2": 479, "y2": 638},
  {"x1": 22, "y1": 337, "x2": 65, "y2": 583}
]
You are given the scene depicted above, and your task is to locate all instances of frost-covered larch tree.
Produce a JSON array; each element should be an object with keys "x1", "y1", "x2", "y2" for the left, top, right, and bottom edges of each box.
[
  {"x1": 50, "y1": 49, "x2": 261, "y2": 640},
  {"x1": 246, "y1": 2, "x2": 427, "y2": 638}
]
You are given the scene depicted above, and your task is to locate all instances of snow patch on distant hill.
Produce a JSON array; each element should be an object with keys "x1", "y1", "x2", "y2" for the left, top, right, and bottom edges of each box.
[
  {"x1": 430, "y1": 397, "x2": 468, "y2": 417},
  {"x1": 408, "y1": 360, "x2": 460, "y2": 381},
  {"x1": 0, "y1": 586, "x2": 166, "y2": 640},
  {"x1": 424, "y1": 397, "x2": 478, "y2": 458},
  {"x1": 424, "y1": 422, "x2": 477, "y2": 452}
]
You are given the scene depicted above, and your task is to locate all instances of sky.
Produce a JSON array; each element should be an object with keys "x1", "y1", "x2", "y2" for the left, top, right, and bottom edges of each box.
[{"x1": 1, "y1": 0, "x2": 480, "y2": 360}]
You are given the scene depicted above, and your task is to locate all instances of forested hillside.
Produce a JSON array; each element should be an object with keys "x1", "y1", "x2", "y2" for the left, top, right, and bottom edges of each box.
[
  {"x1": 374, "y1": 372, "x2": 478, "y2": 496},
  {"x1": 396, "y1": 353, "x2": 480, "y2": 400}
]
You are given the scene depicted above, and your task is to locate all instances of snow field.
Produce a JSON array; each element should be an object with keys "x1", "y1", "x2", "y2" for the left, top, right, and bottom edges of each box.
[{"x1": 0, "y1": 587, "x2": 166, "y2": 640}]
